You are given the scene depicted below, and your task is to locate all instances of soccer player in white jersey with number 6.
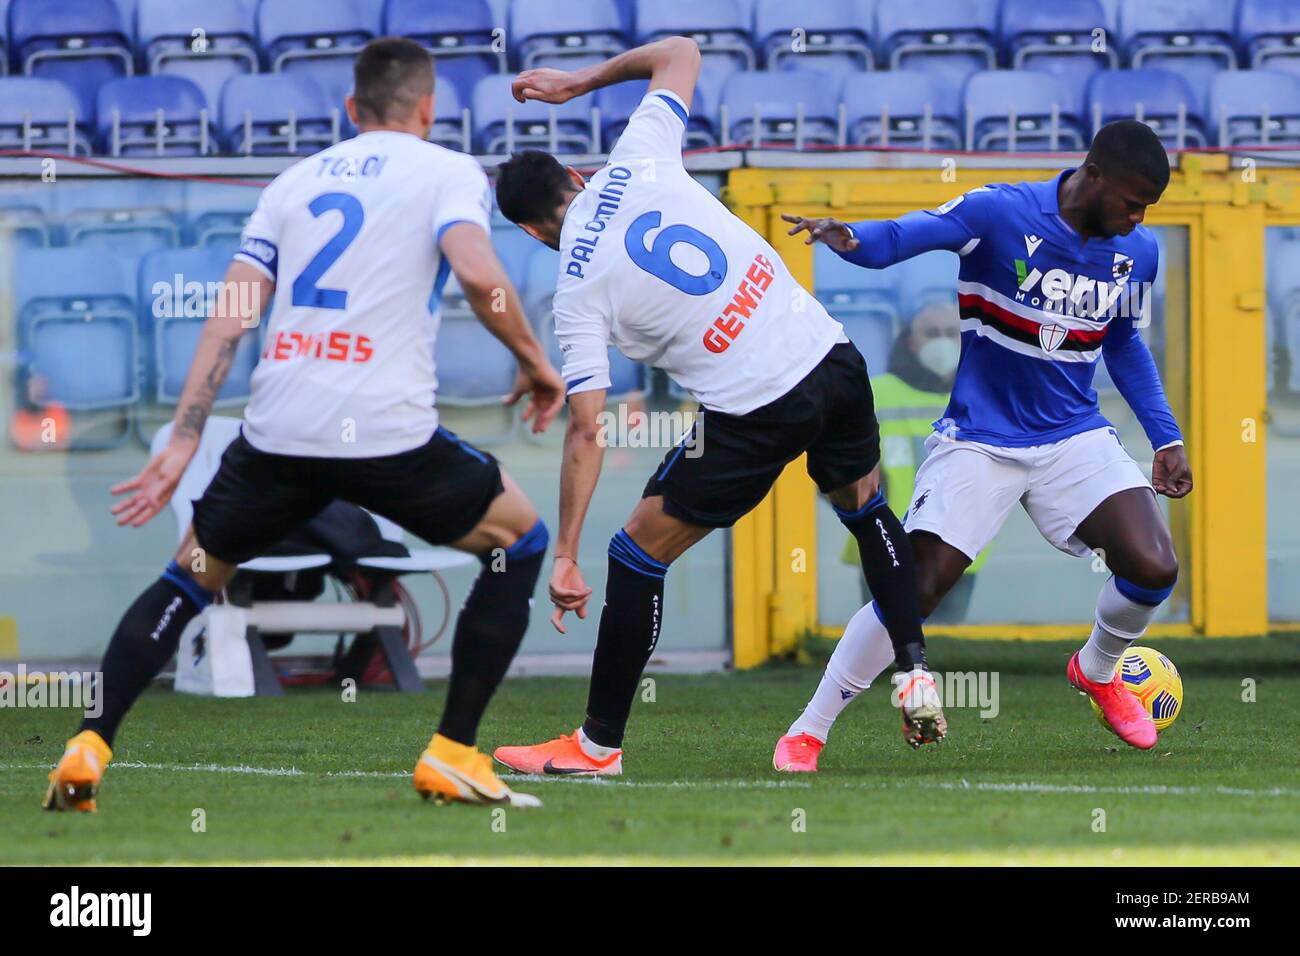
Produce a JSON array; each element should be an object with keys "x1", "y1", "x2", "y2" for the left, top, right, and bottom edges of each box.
[
  {"x1": 491, "y1": 37, "x2": 943, "y2": 777},
  {"x1": 44, "y1": 39, "x2": 565, "y2": 812}
]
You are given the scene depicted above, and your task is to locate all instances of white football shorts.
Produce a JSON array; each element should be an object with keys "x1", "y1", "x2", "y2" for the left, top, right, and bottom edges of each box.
[{"x1": 902, "y1": 426, "x2": 1153, "y2": 560}]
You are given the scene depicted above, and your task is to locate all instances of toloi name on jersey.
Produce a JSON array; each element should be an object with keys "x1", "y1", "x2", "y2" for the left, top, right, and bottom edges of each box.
[
  {"x1": 566, "y1": 165, "x2": 633, "y2": 279},
  {"x1": 703, "y1": 253, "x2": 775, "y2": 354}
]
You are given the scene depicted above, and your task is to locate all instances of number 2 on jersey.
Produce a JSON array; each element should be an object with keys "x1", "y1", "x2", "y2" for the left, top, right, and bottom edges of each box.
[
  {"x1": 292, "y1": 193, "x2": 364, "y2": 309},
  {"x1": 624, "y1": 211, "x2": 727, "y2": 295}
]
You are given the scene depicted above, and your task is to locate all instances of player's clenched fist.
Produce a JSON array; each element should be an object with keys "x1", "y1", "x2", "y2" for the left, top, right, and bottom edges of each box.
[
  {"x1": 512, "y1": 68, "x2": 586, "y2": 105},
  {"x1": 781, "y1": 214, "x2": 860, "y2": 252}
]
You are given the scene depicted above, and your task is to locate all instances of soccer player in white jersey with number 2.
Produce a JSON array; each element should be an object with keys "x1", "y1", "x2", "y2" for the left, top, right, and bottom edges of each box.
[
  {"x1": 44, "y1": 39, "x2": 564, "y2": 813},
  {"x1": 492, "y1": 37, "x2": 942, "y2": 777}
]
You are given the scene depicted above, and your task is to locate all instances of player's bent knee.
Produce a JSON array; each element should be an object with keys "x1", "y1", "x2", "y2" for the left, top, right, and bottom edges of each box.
[
  {"x1": 497, "y1": 518, "x2": 549, "y2": 567},
  {"x1": 1115, "y1": 561, "x2": 1177, "y2": 606}
]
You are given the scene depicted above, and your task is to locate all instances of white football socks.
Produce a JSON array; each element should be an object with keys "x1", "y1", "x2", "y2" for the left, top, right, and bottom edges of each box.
[
  {"x1": 1078, "y1": 576, "x2": 1163, "y2": 683},
  {"x1": 577, "y1": 726, "x2": 621, "y2": 760},
  {"x1": 787, "y1": 601, "x2": 896, "y2": 742}
]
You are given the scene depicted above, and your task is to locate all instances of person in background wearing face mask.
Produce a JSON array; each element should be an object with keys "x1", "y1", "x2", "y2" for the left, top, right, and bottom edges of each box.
[{"x1": 840, "y1": 300, "x2": 985, "y2": 623}]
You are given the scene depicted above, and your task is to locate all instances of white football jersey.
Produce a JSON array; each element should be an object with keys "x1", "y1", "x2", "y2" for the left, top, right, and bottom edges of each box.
[
  {"x1": 553, "y1": 89, "x2": 843, "y2": 415},
  {"x1": 233, "y1": 130, "x2": 492, "y2": 457}
]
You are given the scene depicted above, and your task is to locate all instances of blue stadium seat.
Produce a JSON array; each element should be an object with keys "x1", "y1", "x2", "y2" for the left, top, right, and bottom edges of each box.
[
  {"x1": 0, "y1": 77, "x2": 93, "y2": 154},
  {"x1": 721, "y1": 69, "x2": 839, "y2": 146},
  {"x1": 429, "y1": 80, "x2": 469, "y2": 151},
  {"x1": 998, "y1": 0, "x2": 1114, "y2": 116},
  {"x1": 96, "y1": 76, "x2": 215, "y2": 155},
  {"x1": 138, "y1": 246, "x2": 258, "y2": 403},
  {"x1": 8, "y1": 0, "x2": 134, "y2": 116},
  {"x1": 472, "y1": 73, "x2": 593, "y2": 154},
  {"x1": 1118, "y1": 0, "x2": 1236, "y2": 106},
  {"x1": 0, "y1": 205, "x2": 50, "y2": 247},
  {"x1": 512, "y1": 0, "x2": 627, "y2": 70},
  {"x1": 875, "y1": 0, "x2": 998, "y2": 101},
  {"x1": 596, "y1": 81, "x2": 717, "y2": 150},
  {"x1": 489, "y1": 222, "x2": 539, "y2": 290},
  {"x1": 434, "y1": 313, "x2": 518, "y2": 405},
  {"x1": 1210, "y1": 70, "x2": 1300, "y2": 146},
  {"x1": 815, "y1": 244, "x2": 898, "y2": 375},
  {"x1": 1086, "y1": 68, "x2": 1207, "y2": 148},
  {"x1": 0, "y1": 0, "x2": 9, "y2": 74},
  {"x1": 839, "y1": 70, "x2": 962, "y2": 149},
  {"x1": 258, "y1": 0, "x2": 379, "y2": 108},
  {"x1": 220, "y1": 73, "x2": 341, "y2": 155},
  {"x1": 384, "y1": 0, "x2": 503, "y2": 107},
  {"x1": 137, "y1": 0, "x2": 259, "y2": 113},
  {"x1": 1238, "y1": 0, "x2": 1300, "y2": 80},
  {"x1": 15, "y1": 247, "x2": 138, "y2": 412},
  {"x1": 755, "y1": 0, "x2": 874, "y2": 74},
  {"x1": 964, "y1": 70, "x2": 1086, "y2": 151},
  {"x1": 637, "y1": 0, "x2": 755, "y2": 115},
  {"x1": 65, "y1": 205, "x2": 181, "y2": 256},
  {"x1": 188, "y1": 208, "x2": 250, "y2": 252}
]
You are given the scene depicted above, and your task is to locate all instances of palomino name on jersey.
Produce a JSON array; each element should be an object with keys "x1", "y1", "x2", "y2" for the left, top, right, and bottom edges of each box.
[
  {"x1": 1012, "y1": 258, "x2": 1147, "y2": 320},
  {"x1": 565, "y1": 165, "x2": 634, "y2": 279}
]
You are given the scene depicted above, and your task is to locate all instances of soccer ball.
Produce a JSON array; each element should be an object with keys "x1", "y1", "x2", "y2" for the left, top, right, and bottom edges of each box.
[{"x1": 1091, "y1": 646, "x2": 1183, "y2": 733}]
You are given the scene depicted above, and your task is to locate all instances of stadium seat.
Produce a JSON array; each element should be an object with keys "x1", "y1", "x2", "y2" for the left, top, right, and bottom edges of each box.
[
  {"x1": 839, "y1": 70, "x2": 963, "y2": 149},
  {"x1": 96, "y1": 76, "x2": 216, "y2": 156},
  {"x1": 512, "y1": 0, "x2": 628, "y2": 70},
  {"x1": 0, "y1": 77, "x2": 94, "y2": 154},
  {"x1": 1085, "y1": 69, "x2": 1207, "y2": 148},
  {"x1": 65, "y1": 206, "x2": 180, "y2": 258},
  {"x1": 384, "y1": 0, "x2": 503, "y2": 107},
  {"x1": 15, "y1": 247, "x2": 138, "y2": 413},
  {"x1": 136, "y1": 0, "x2": 259, "y2": 114},
  {"x1": 429, "y1": 80, "x2": 469, "y2": 151},
  {"x1": 964, "y1": 70, "x2": 1087, "y2": 151},
  {"x1": 998, "y1": 0, "x2": 1115, "y2": 116},
  {"x1": 1210, "y1": 70, "x2": 1300, "y2": 146},
  {"x1": 596, "y1": 81, "x2": 717, "y2": 150},
  {"x1": 220, "y1": 73, "x2": 341, "y2": 155},
  {"x1": 721, "y1": 69, "x2": 840, "y2": 146},
  {"x1": 258, "y1": 0, "x2": 379, "y2": 108},
  {"x1": 8, "y1": 0, "x2": 134, "y2": 116},
  {"x1": 187, "y1": 208, "x2": 249, "y2": 256},
  {"x1": 471, "y1": 73, "x2": 594, "y2": 154},
  {"x1": 0, "y1": 205, "x2": 50, "y2": 247},
  {"x1": 138, "y1": 246, "x2": 259, "y2": 403},
  {"x1": 875, "y1": 0, "x2": 998, "y2": 101},
  {"x1": 1238, "y1": 0, "x2": 1300, "y2": 80},
  {"x1": 637, "y1": 0, "x2": 755, "y2": 114},
  {"x1": 755, "y1": 0, "x2": 874, "y2": 74},
  {"x1": 815, "y1": 244, "x2": 899, "y2": 375},
  {"x1": 489, "y1": 222, "x2": 539, "y2": 290},
  {"x1": 1118, "y1": 0, "x2": 1236, "y2": 106},
  {"x1": 434, "y1": 309, "x2": 518, "y2": 406}
]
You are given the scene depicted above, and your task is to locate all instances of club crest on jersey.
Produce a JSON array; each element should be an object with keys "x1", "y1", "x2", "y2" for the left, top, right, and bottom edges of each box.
[
  {"x1": 1038, "y1": 322, "x2": 1068, "y2": 353},
  {"x1": 1113, "y1": 253, "x2": 1134, "y2": 282}
]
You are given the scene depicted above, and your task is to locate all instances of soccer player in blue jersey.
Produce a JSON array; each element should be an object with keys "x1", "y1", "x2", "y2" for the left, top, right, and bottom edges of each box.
[{"x1": 776, "y1": 121, "x2": 1193, "y2": 766}]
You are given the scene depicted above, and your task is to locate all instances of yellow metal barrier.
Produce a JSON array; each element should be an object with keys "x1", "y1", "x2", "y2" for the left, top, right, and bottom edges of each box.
[{"x1": 728, "y1": 156, "x2": 1272, "y2": 665}]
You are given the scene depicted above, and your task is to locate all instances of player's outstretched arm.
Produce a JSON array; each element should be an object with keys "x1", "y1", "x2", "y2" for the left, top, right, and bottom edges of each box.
[
  {"x1": 111, "y1": 260, "x2": 270, "y2": 527},
  {"x1": 440, "y1": 222, "x2": 564, "y2": 434},
  {"x1": 513, "y1": 36, "x2": 701, "y2": 112},
  {"x1": 549, "y1": 388, "x2": 607, "y2": 633}
]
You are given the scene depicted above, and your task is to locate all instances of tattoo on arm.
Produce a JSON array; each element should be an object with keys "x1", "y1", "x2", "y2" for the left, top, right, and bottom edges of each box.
[{"x1": 174, "y1": 337, "x2": 239, "y2": 442}]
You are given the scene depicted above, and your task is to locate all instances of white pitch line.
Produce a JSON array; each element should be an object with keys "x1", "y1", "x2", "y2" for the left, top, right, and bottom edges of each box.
[{"x1": 3, "y1": 761, "x2": 1298, "y2": 799}]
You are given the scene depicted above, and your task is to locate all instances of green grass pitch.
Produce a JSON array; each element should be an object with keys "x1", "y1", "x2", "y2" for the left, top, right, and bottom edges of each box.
[{"x1": 2, "y1": 637, "x2": 1297, "y2": 866}]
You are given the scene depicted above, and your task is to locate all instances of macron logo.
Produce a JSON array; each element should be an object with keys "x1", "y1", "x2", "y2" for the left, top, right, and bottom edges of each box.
[
  {"x1": 50, "y1": 886, "x2": 152, "y2": 937},
  {"x1": 1024, "y1": 234, "x2": 1043, "y2": 258}
]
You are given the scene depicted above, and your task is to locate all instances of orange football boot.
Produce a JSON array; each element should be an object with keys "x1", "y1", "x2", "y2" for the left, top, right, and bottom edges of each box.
[
  {"x1": 494, "y1": 731, "x2": 623, "y2": 776},
  {"x1": 43, "y1": 730, "x2": 112, "y2": 813},
  {"x1": 414, "y1": 733, "x2": 541, "y2": 807}
]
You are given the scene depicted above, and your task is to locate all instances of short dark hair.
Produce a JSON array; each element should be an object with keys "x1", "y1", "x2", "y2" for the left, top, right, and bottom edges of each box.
[
  {"x1": 352, "y1": 37, "x2": 433, "y2": 125},
  {"x1": 495, "y1": 150, "x2": 578, "y2": 226},
  {"x1": 1087, "y1": 120, "x2": 1170, "y2": 191}
]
